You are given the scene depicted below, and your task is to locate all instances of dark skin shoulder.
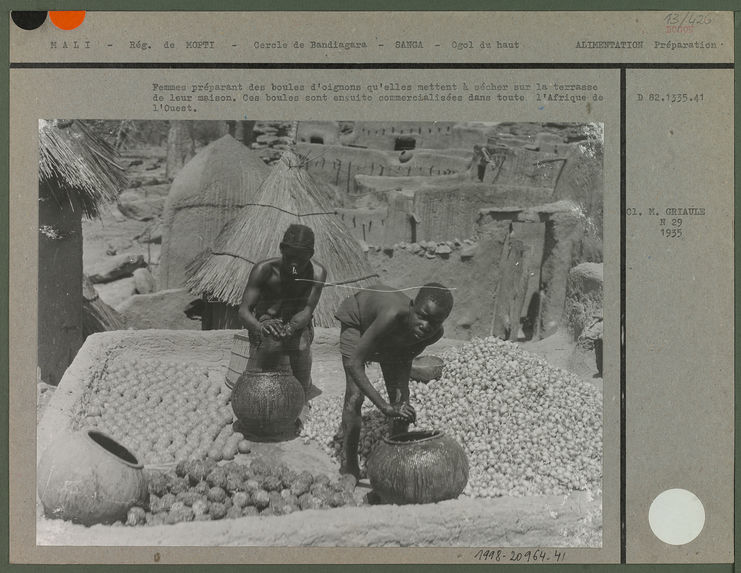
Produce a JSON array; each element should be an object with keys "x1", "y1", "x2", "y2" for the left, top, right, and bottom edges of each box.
[
  {"x1": 344, "y1": 287, "x2": 445, "y2": 419},
  {"x1": 353, "y1": 287, "x2": 444, "y2": 355}
]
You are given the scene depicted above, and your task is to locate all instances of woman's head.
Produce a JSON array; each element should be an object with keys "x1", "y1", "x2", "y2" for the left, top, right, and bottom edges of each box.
[
  {"x1": 409, "y1": 283, "x2": 454, "y2": 339},
  {"x1": 279, "y1": 224, "x2": 315, "y2": 278}
]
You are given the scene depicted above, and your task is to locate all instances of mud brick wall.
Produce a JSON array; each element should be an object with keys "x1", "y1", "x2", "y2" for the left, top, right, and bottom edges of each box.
[
  {"x1": 413, "y1": 185, "x2": 556, "y2": 242},
  {"x1": 413, "y1": 186, "x2": 489, "y2": 241},
  {"x1": 336, "y1": 207, "x2": 389, "y2": 245},
  {"x1": 385, "y1": 191, "x2": 416, "y2": 244},
  {"x1": 349, "y1": 121, "x2": 460, "y2": 149},
  {"x1": 353, "y1": 172, "x2": 466, "y2": 198},
  {"x1": 295, "y1": 143, "x2": 469, "y2": 198},
  {"x1": 553, "y1": 146, "x2": 604, "y2": 257},
  {"x1": 540, "y1": 211, "x2": 586, "y2": 336},
  {"x1": 495, "y1": 148, "x2": 566, "y2": 189},
  {"x1": 349, "y1": 121, "x2": 501, "y2": 151},
  {"x1": 295, "y1": 121, "x2": 343, "y2": 146}
]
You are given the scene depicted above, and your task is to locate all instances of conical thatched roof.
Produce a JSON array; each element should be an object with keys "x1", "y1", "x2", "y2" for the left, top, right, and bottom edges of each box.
[
  {"x1": 38, "y1": 119, "x2": 127, "y2": 218},
  {"x1": 186, "y1": 149, "x2": 378, "y2": 327},
  {"x1": 160, "y1": 134, "x2": 270, "y2": 289},
  {"x1": 163, "y1": 134, "x2": 269, "y2": 212}
]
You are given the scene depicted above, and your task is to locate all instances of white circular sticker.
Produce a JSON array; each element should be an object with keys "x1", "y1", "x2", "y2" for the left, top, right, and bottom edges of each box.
[{"x1": 649, "y1": 489, "x2": 705, "y2": 545}]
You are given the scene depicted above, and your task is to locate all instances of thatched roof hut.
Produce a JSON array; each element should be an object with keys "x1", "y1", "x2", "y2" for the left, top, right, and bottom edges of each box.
[
  {"x1": 186, "y1": 149, "x2": 378, "y2": 328},
  {"x1": 160, "y1": 134, "x2": 270, "y2": 289},
  {"x1": 39, "y1": 119, "x2": 127, "y2": 217},
  {"x1": 38, "y1": 119, "x2": 126, "y2": 385}
]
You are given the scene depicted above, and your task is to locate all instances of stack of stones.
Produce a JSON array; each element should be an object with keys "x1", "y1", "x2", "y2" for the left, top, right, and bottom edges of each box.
[{"x1": 250, "y1": 122, "x2": 295, "y2": 165}]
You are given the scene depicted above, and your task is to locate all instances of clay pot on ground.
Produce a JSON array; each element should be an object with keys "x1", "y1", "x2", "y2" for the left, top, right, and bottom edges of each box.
[
  {"x1": 367, "y1": 430, "x2": 469, "y2": 504},
  {"x1": 37, "y1": 429, "x2": 148, "y2": 526},
  {"x1": 231, "y1": 368, "x2": 305, "y2": 438}
]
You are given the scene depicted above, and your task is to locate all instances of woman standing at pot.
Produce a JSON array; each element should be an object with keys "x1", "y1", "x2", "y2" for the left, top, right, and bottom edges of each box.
[{"x1": 237, "y1": 224, "x2": 327, "y2": 407}]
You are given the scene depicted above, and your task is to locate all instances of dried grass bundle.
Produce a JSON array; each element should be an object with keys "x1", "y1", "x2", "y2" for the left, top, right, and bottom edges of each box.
[
  {"x1": 82, "y1": 275, "x2": 125, "y2": 335},
  {"x1": 164, "y1": 134, "x2": 269, "y2": 212},
  {"x1": 160, "y1": 134, "x2": 270, "y2": 289},
  {"x1": 39, "y1": 120, "x2": 127, "y2": 219},
  {"x1": 186, "y1": 150, "x2": 378, "y2": 327}
]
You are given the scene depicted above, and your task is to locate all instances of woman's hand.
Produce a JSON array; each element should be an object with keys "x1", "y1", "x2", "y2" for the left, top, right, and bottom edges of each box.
[
  {"x1": 259, "y1": 318, "x2": 284, "y2": 339},
  {"x1": 280, "y1": 322, "x2": 296, "y2": 339},
  {"x1": 382, "y1": 402, "x2": 416, "y2": 423}
]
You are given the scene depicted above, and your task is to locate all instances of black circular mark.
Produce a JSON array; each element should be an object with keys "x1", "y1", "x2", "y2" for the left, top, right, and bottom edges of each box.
[{"x1": 11, "y1": 11, "x2": 47, "y2": 30}]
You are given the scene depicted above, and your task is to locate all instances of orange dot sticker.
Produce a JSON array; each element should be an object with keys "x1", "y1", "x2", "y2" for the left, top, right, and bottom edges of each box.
[{"x1": 49, "y1": 11, "x2": 86, "y2": 30}]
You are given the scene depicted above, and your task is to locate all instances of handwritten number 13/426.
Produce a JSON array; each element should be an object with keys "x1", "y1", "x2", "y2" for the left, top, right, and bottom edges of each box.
[{"x1": 664, "y1": 12, "x2": 712, "y2": 25}]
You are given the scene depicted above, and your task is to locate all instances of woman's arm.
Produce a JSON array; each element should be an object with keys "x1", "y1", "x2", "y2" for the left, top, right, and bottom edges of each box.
[
  {"x1": 238, "y1": 263, "x2": 281, "y2": 338},
  {"x1": 344, "y1": 311, "x2": 414, "y2": 420}
]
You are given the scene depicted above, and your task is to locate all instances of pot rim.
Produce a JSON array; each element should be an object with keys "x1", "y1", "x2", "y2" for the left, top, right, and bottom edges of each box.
[
  {"x1": 241, "y1": 368, "x2": 294, "y2": 377},
  {"x1": 383, "y1": 429, "x2": 444, "y2": 445},
  {"x1": 83, "y1": 428, "x2": 144, "y2": 469}
]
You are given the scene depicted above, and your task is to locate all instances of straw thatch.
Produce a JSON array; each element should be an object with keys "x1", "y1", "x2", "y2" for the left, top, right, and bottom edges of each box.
[
  {"x1": 186, "y1": 149, "x2": 379, "y2": 327},
  {"x1": 160, "y1": 134, "x2": 270, "y2": 289},
  {"x1": 82, "y1": 274, "x2": 126, "y2": 336},
  {"x1": 39, "y1": 119, "x2": 127, "y2": 218}
]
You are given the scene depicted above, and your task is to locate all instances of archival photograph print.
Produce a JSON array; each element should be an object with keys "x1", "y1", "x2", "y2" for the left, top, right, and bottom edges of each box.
[{"x1": 36, "y1": 119, "x2": 604, "y2": 547}]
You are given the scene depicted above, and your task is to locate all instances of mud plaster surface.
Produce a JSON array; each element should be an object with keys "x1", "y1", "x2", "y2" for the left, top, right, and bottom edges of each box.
[
  {"x1": 37, "y1": 328, "x2": 601, "y2": 547},
  {"x1": 38, "y1": 492, "x2": 600, "y2": 547}
]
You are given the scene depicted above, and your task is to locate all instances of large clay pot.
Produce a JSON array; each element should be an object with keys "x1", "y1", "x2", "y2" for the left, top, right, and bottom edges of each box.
[
  {"x1": 367, "y1": 430, "x2": 469, "y2": 504},
  {"x1": 232, "y1": 369, "x2": 305, "y2": 437},
  {"x1": 37, "y1": 429, "x2": 148, "y2": 525}
]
